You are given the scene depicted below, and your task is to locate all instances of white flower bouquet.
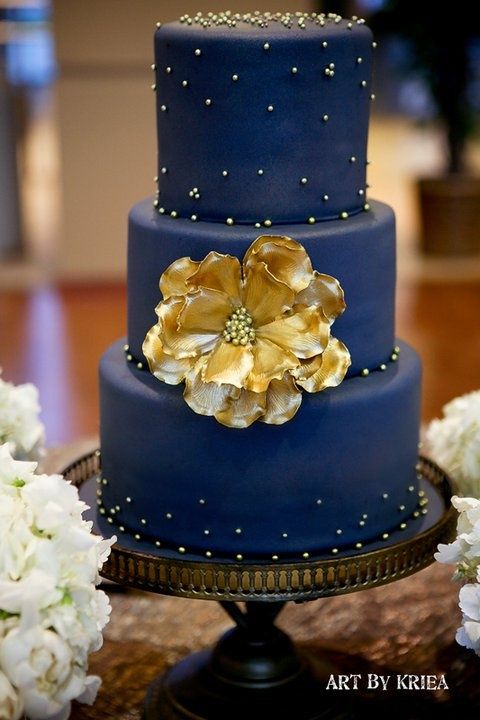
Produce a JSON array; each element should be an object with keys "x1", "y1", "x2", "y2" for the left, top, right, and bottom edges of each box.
[
  {"x1": 0, "y1": 445, "x2": 115, "y2": 719},
  {"x1": 425, "y1": 390, "x2": 480, "y2": 498},
  {"x1": 427, "y1": 390, "x2": 480, "y2": 656},
  {"x1": 0, "y1": 373, "x2": 45, "y2": 462}
]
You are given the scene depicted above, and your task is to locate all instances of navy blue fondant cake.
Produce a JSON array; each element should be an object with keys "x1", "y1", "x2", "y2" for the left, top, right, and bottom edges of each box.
[{"x1": 98, "y1": 12, "x2": 423, "y2": 561}]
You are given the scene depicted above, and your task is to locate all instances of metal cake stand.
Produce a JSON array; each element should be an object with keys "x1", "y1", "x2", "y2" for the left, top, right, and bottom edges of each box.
[{"x1": 64, "y1": 451, "x2": 457, "y2": 720}]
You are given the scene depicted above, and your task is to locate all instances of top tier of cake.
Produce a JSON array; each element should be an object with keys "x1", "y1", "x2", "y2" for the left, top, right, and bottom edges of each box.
[{"x1": 154, "y1": 12, "x2": 374, "y2": 224}]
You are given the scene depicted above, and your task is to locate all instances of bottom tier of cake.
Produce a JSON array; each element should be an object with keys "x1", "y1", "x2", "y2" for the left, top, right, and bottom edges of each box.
[{"x1": 98, "y1": 339, "x2": 422, "y2": 559}]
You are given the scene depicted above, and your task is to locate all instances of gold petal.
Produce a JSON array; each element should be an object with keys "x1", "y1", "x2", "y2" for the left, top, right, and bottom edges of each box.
[
  {"x1": 243, "y1": 235, "x2": 313, "y2": 293},
  {"x1": 143, "y1": 326, "x2": 194, "y2": 384},
  {"x1": 245, "y1": 339, "x2": 299, "y2": 393},
  {"x1": 242, "y1": 262, "x2": 295, "y2": 326},
  {"x1": 257, "y1": 306, "x2": 330, "y2": 359},
  {"x1": 178, "y1": 287, "x2": 233, "y2": 333},
  {"x1": 291, "y1": 354, "x2": 323, "y2": 383},
  {"x1": 295, "y1": 337, "x2": 351, "y2": 393},
  {"x1": 188, "y1": 251, "x2": 242, "y2": 301},
  {"x1": 202, "y1": 340, "x2": 254, "y2": 388},
  {"x1": 215, "y1": 388, "x2": 266, "y2": 429},
  {"x1": 261, "y1": 374, "x2": 303, "y2": 425},
  {"x1": 157, "y1": 295, "x2": 218, "y2": 359},
  {"x1": 295, "y1": 271, "x2": 346, "y2": 323},
  {"x1": 160, "y1": 257, "x2": 200, "y2": 299},
  {"x1": 184, "y1": 360, "x2": 240, "y2": 416}
]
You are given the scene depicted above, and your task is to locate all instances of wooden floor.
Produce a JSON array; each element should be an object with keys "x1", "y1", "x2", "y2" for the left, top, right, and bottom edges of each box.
[{"x1": 0, "y1": 280, "x2": 479, "y2": 446}]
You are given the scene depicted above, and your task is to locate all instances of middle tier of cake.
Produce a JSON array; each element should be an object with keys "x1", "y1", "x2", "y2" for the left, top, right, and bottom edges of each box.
[{"x1": 127, "y1": 198, "x2": 396, "y2": 377}]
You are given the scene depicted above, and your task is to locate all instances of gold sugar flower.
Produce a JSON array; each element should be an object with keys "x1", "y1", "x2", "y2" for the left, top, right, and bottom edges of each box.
[{"x1": 143, "y1": 235, "x2": 351, "y2": 428}]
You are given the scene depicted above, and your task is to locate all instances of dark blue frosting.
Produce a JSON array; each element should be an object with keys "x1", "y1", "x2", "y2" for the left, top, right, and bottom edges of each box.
[
  {"x1": 97, "y1": 14, "x2": 423, "y2": 561},
  {"x1": 99, "y1": 339, "x2": 421, "y2": 559},
  {"x1": 154, "y1": 15, "x2": 373, "y2": 223},
  {"x1": 127, "y1": 198, "x2": 395, "y2": 377}
]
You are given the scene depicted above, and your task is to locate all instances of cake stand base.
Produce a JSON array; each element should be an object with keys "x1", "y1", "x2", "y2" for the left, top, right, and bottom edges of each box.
[{"x1": 144, "y1": 602, "x2": 348, "y2": 720}]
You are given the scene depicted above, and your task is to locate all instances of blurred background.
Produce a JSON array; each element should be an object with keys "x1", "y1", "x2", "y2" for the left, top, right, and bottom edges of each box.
[{"x1": 0, "y1": 0, "x2": 479, "y2": 446}]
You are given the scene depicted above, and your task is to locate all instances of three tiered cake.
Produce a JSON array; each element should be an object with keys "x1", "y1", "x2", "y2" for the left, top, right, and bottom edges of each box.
[{"x1": 98, "y1": 12, "x2": 422, "y2": 560}]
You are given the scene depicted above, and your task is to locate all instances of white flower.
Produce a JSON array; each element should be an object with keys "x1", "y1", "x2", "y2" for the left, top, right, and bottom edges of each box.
[
  {"x1": 0, "y1": 445, "x2": 115, "y2": 718},
  {"x1": 44, "y1": 587, "x2": 111, "y2": 657},
  {"x1": 435, "y1": 539, "x2": 465, "y2": 566},
  {"x1": 425, "y1": 390, "x2": 480, "y2": 497},
  {"x1": 0, "y1": 372, "x2": 44, "y2": 461},
  {"x1": 0, "y1": 668, "x2": 23, "y2": 720},
  {"x1": 455, "y1": 584, "x2": 480, "y2": 655},
  {"x1": 456, "y1": 620, "x2": 480, "y2": 655},
  {"x1": 0, "y1": 626, "x2": 85, "y2": 719}
]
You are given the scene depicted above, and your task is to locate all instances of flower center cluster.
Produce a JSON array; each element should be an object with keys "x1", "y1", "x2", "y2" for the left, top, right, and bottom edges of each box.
[{"x1": 222, "y1": 306, "x2": 256, "y2": 345}]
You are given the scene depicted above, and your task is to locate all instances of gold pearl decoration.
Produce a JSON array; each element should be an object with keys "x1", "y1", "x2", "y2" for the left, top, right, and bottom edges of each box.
[{"x1": 223, "y1": 307, "x2": 255, "y2": 346}]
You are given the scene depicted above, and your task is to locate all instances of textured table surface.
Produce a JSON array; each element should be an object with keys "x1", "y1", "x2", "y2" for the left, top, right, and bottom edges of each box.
[{"x1": 45, "y1": 443, "x2": 479, "y2": 719}]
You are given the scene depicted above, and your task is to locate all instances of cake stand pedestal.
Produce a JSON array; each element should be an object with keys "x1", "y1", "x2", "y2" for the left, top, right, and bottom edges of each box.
[{"x1": 64, "y1": 453, "x2": 456, "y2": 720}]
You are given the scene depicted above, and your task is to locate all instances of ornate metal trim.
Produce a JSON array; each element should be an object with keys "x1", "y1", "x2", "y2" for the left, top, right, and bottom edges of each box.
[{"x1": 63, "y1": 451, "x2": 457, "y2": 602}]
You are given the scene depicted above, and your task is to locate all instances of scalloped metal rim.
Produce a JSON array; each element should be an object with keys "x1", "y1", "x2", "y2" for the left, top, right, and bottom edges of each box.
[{"x1": 63, "y1": 451, "x2": 457, "y2": 602}]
